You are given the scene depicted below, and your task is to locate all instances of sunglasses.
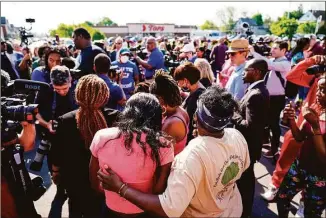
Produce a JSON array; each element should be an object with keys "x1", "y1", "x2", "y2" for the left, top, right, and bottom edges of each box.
[{"x1": 229, "y1": 52, "x2": 242, "y2": 56}]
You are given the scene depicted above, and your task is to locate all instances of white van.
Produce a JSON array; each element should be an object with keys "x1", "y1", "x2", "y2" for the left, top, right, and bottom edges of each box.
[{"x1": 190, "y1": 30, "x2": 222, "y2": 41}]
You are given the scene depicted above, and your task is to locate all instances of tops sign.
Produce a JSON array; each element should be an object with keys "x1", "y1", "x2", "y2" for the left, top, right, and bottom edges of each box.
[
  {"x1": 127, "y1": 23, "x2": 175, "y2": 33},
  {"x1": 143, "y1": 24, "x2": 165, "y2": 32}
]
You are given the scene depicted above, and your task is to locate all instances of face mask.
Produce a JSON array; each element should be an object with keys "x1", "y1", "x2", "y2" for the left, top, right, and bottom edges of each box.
[{"x1": 120, "y1": 56, "x2": 129, "y2": 63}]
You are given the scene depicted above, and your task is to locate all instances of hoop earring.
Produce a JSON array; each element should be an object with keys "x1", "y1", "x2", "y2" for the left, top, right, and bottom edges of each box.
[{"x1": 162, "y1": 106, "x2": 167, "y2": 115}]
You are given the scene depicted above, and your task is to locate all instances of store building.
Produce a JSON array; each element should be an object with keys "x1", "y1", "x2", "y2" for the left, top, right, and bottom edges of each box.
[{"x1": 94, "y1": 23, "x2": 198, "y2": 37}]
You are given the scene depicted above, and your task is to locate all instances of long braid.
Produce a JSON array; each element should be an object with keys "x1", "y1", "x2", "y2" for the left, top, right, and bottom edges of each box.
[{"x1": 75, "y1": 75, "x2": 109, "y2": 147}]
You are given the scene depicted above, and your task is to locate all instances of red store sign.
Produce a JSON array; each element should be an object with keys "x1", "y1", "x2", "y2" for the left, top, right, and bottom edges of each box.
[{"x1": 142, "y1": 24, "x2": 165, "y2": 32}]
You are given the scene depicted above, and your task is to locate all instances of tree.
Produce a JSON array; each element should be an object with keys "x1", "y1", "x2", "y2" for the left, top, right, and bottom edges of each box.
[
  {"x1": 252, "y1": 13, "x2": 264, "y2": 26},
  {"x1": 216, "y1": 6, "x2": 236, "y2": 33},
  {"x1": 270, "y1": 17, "x2": 298, "y2": 39},
  {"x1": 49, "y1": 23, "x2": 74, "y2": 37},
  {"x1": 96, "y1": 17, "x2": 117, "y2": 26},
  {"x1": 200, "y1": 20, "x2": 218, "y2": 30},
  {"x1": 92, "y1": 30, "x2": 106, "y2": 40},
  {"x1": 49, "y1": 22, "x2": 106, "y2": 40},
  {"x1": 297, "y1": 22, "x2": 316, "y2": 34},
  {"x1": 283, "y1": 4, "x2": 304, "y2": 20},
  {"x1": 85, "y1": 21, "x2": 94, "y2": 26}
]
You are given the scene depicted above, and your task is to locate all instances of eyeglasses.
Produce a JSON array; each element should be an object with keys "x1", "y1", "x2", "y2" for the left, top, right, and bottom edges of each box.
[
  {"x1": 244, "y1": 68, "x2": 256, "y2": 72},
  {"x1": 116, "y1": 42, "x2": 122, "y2": 45}
]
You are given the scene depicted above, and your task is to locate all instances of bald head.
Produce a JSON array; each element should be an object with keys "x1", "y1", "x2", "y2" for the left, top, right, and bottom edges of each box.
[
  {"x1": 243, "y1": 59, "x2": 269, "y2": 84},
  {"x1": 146, "y1": 37, "x2": 157, "y2": 52},
  {"x1": 246, "y1": 59, "x2": 268, "y2": 76}
]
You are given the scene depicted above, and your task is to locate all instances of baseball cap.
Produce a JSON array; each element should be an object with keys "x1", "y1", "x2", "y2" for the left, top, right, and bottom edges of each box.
[
  {"x1": 119, "y1": 48, "x2": 130, "y2": 55},
  {"x1": 181, "y1": 43, "x2": 195, "y2": 53}
]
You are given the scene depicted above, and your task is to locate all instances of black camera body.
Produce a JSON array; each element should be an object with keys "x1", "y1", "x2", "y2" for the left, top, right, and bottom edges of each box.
[
  {"x1": 306, "y1": 64, "x2": 326, "y2": 75},
  {"x1": 1, "y1": 79, "x2": 49, "y2": 218}
]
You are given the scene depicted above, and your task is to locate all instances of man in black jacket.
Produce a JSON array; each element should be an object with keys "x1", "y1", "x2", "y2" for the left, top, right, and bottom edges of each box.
[{"x1": 233, "y1": 58, "x2": 270, "y2": 218}]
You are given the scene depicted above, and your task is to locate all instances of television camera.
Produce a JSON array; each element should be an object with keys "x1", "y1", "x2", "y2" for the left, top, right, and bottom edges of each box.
[
  {"x1": 1, "y1": 79, "x2": 50, "y2": 218},
  {"x1": 19, "y1": 18, "x2": 35, "y2": 46}
]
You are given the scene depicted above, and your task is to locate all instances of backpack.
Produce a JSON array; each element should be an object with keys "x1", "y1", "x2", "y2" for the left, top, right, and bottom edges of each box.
[{"x1": 274, "y1": 71, "x2": 299, "y2": 99}]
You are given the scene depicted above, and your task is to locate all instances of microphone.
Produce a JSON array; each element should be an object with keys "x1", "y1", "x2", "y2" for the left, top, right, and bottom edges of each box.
[{"x1": 14, "y1": 79, "x2": 50, "y2": 93}]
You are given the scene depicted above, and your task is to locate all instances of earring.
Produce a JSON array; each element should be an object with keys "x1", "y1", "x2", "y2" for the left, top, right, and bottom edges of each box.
[{"x1": 162, "y1": 106, "x2": 167, "y2": 115}]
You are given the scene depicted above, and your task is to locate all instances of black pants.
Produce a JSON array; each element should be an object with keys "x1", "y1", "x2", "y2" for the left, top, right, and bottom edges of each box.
[
  {"x1": 237, "y1": 163, "x2": 255, "y2": 218},
  {"x1": 103, "y1": 205, "x2": 150, "y2": 218},
  {"x1": 268, "y1": 95, "x2": 286, "y2": 155},
  {"x1": 66, "y1": 187, "x2": 103, "y2": 218}
]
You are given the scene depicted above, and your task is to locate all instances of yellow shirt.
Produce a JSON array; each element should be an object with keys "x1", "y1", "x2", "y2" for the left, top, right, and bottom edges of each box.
[{"x1": 159, "y1": 128, "x2": 250, "y2": 217}]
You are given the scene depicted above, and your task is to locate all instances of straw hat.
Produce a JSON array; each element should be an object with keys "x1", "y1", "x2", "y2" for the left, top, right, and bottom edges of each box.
[{"x1": 226, "y1": 39, "x2": 249, "y2": 53}]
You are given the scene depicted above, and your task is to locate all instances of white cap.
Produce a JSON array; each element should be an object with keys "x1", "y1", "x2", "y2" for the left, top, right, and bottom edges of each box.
[{"x1": 181, "y1": 43, "x2": 195, "y2": 53}]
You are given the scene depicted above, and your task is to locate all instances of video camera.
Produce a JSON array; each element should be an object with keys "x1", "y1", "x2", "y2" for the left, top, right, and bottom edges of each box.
[
  {"x1": 19, "y1": 18, "x2": 35, "y2": 46},
  {"x1": 306, "y1": 60, "x2": 326, "y2": 75},
  {"x1": 130, "y1": 46, "x2": 147, "y2": 60},
  {"x1": 164, "y1": 54, "x2": 181, "y2": 76},
  {"x1": 1, "y1": 79, "x2": 49, "y2": 218}
]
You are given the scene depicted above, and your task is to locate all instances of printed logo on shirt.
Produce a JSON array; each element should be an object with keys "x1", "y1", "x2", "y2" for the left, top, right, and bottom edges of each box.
[{"x1": 214, "y1": 155, "x2": 245, "y2": 201}]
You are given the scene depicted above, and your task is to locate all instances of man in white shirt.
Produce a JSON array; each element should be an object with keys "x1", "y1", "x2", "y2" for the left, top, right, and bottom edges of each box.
[
  {"x1": 249, "y1": 41, "x2": 291, "y2": 159},
  {"x1": 97, "y1": 85, "x2": 250, "y2": 218}
]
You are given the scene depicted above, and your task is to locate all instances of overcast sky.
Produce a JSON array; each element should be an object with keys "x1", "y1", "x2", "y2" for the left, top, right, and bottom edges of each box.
[{"x1": 1, "y1": 2, "x2": 324, "y2": 34}]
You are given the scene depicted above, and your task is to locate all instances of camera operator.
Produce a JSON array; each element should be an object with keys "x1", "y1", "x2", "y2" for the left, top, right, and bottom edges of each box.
[
  {"x1": 1, "y1": 122, "x2": 36, "y2": 218},
  {"x1": 112, "y1": 48, "x2": 139, "y2": 99},
  {"x1": 1, "y1": 71, "x2": 37, "y2": 218},
  {"x1": 134, "y1": 37, "x2": 165, "y2": 83},
  {"x1": 34, "y1": 66, "x2": 78, "y2": 218},
  {"x1": 1, "y1": 40, "x2": 19, "y2": 80},
  {"x1": 31, "y1": 47, "x2": 61, "y2": 84},
  {"x1": 253, "y1": 37, "x2": 271, "y2": 57},
  {"x1": 35, "y1": 65, "x2": 78, "y2": 135},
  {"x1": 18, "y1": 47, "x2": 32, "y2": 80},
  {"x1": 94, "y1": 53, "x2": 126, "y2": 110},
  {"x1": 72, "y1": 28, "x2": 105, "y2": 76},
  {"x1": 180, "y1": 43, "x2": 197, "y2": 63}
]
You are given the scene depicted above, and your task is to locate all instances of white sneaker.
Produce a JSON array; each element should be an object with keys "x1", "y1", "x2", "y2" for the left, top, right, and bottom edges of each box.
[
  {"x1": 295, "y1": 200, "x2": 304, "y2": 217},
  {"x1": 261, "y1": 184, "x2": 279, "y2": 201}
]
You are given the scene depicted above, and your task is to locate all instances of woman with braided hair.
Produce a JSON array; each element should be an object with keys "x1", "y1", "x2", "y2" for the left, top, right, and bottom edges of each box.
[
  {"x1": 89, "y1": 92, "x2": 174, "y2": 217},
  {"x1": 150, "y1": 70, "x2": 189, "y2": 155},
  {"x1": 51, "y1": 74, "x2": 119, "y2": 217}
]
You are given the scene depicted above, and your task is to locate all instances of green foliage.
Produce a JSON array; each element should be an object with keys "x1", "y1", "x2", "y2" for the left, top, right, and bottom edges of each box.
[
  {"x1": 317, "y1": 23, "x2": 326, "y2": 34},
  {"x1": 270, "y1": 17, "x2": 298, "y2": 39},
  {"x1": 85, "y1": 21, "x2": 94, "y2": 26},
  {"x1": 297, "y1": 22, "x2": 316, "y2": 34},
  {"x1": 97, "y1": 17, "x2": 117, "y2": 26},
  {"x1": 216, "y1": 6, "x2": 236, "y2": 33},
  {"x1": 49, "y1": 23, "x2": 74, "y2": 38},
  {"x1": 92, "y1": 31, "x2": 105, "y2": 40},
  {"x1": 283, "y1": 4, "x2": 304, "y2": 20},
  {"x1": 49, "y1": 22, "x2": 106, "y2": 40},
  {"x1": 252, "y1": 13, "x2": 264, "y2": 26},
  {"x1": 200, "y1": 20, "x2": 218, "y2": 30}
]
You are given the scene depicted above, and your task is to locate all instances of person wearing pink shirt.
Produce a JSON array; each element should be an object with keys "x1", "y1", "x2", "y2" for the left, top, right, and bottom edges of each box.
[
  {"x1": 149, "y1": 70, "x2": 190, "y2": 155},
  {"x1": 89, "y1": 93, "x2": 174, "y2": 217},
  {"x1": 216, "y1": 59, "x2": 234, "y2": 88}
]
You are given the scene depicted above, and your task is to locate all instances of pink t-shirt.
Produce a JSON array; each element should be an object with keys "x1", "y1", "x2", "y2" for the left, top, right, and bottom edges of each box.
[{"x1": 90, "y1": 127, "x2": 174, "y2": 214}]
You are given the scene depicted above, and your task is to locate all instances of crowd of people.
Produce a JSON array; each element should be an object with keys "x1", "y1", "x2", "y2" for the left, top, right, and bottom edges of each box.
[{"x1": 1, "y1": 27, "x2": 326, "y2": 218}]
